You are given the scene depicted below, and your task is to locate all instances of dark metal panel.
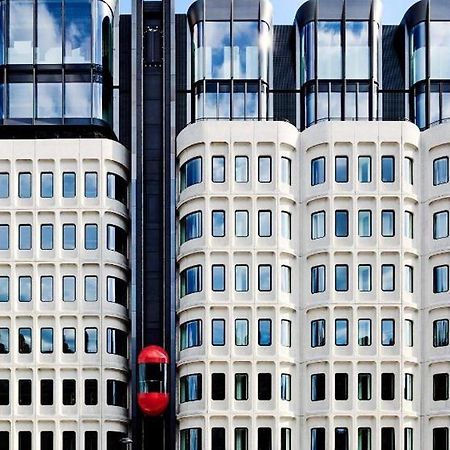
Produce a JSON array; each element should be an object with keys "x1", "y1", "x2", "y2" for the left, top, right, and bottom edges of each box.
[
  {"x1": 345, "y1": 0, "x2": 373, "y2": 19},
  {"x1": 430, "y1": 0, "x2": 450, "y2": 21},
  {"x1": 119, "y1": 15, "x2": 132, "y2": 150},
  {"x1": 402, "y1": 0, "x2": 428, "y2": 28},
  {"x1": 317, "y1": 0, "x2": 344, "y2": 20},
  {"x1": 176, "y1": 14, "x2": 188, "y2": 133}
]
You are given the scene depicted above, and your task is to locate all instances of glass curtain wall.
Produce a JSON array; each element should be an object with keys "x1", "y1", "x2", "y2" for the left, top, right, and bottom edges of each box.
[
  {"x1": 0, "y1": 0, "x2": 114, "y2": 126},
  {"x1": 191, "y1": 9, "x2": 271, "y2": 121},
  {"x1": 298, "y1": 4, "x2": 380, "y2": 129}
]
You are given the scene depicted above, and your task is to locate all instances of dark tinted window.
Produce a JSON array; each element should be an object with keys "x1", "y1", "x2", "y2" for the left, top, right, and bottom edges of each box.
[
  {"x1": 62, "y1": 379, "x2": 76, "y2": 405},
  {"x1": 258, "y1": 373, "x2": 272, "y2": 400},
  {"x1": 381, "y1": 373, "x2": 395, "y2": 400},
  {"x1": 335, "y1": 373, "x2": 348, "y2": 400},
  {"x1": 18, "y1": 379, "x2": 31, "y2": 405},
  {"x1": 211, "y1": 373, "x2": 225, "y2": 401},
  {"x1": 107, "y1": 380, "x2": 128, "y2": 407},
  {"x1": 85, "y1": 379, "x2": 98, "y2": 405},
  {"x1": 40, "y1": 379, "x2": 53, "y2": 405}
]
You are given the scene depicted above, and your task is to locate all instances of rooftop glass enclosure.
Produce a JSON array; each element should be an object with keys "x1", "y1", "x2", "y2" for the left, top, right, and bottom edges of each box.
[
  {"x1": 404, "y1": 0, "x2": 450, "y2": 129},
  {"x1": 0, "y1": 0, "x2": 114, "y2": 129},
  {"x1": 296, "y1": 0, "x2": 382, "y2": 130},
  {"x1": 187, "y1": 0, "x2": 272, "y2": 121}
]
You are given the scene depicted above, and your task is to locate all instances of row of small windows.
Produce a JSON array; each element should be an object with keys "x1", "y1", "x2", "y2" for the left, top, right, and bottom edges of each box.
[
  {"x1": 0, "y1": 378, "x2": 127, "y2": 408},
  {"x1": 0, "y1": 223, "x2": 127, "y2": 255},
  {"x1": 180, "y1": 318, "x2": 291, "y2": 350},
  {"x1": 0, "y1": 431, "x2": 130, "y2": 450},
  {"x1": 0, "y1": 327, "x2": 127, "y2": 356},
  {"x1": 180, "y1": 210, "x2": 292, "y2": 243},
  {"x1": 179, "y1": 156, "x2": 292, "y2": 191},
  {"x1": 0, "y1": 275, "x2": 126, "y2": 305},
  {"x1": 0, "y1": 172, "x2": 127, "y2": 203},
  {"x1": 180, "y1": 372, "x2": 291, "y2": 403},
  {"x1": 311, "y1": 209, "x2": 414, "y2": 239},
  {"x1": 180, "y1": 264, "x2": 292, "y2": 296}
]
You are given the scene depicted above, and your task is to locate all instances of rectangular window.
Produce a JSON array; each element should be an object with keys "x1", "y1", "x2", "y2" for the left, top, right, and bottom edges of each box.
[
  {"x1": 405, "y1": 319, "x2": 414, "y2": 347},
  {"x1": 335, "y1": 265, "x2": 348, "y2": 292},
  {"x1": 433, "y1": 428, "x2": 449, "y2": 450},
  {"x1": 40, "y1": 432, "x2": 53, "y2": 450},
  {"x1": 311, "y1": 319, "x2": 326, "y2": 347},
  {"x1": 18, "y1": 379, "x2": 32, "y2": 405},
  {"x1": 281, "y1": 157, "x2": 292, "y2": 185},
  {"x1": 63, "y1": 224, "x2": 76, "y2": 250},
  {"x1": 84, "y1": 224, "x2": 98, "y2": 250},
  {"x1": 281, "y1": 428, "x2": 291, "y2": 450},
  {"x1": 335, "y1": 210, "x2": 349, "y2": 237},
  {"x1": 0, "y1": 379, "x2": 8, "y2": 405},
  {"x1": 62, "y1": 379, "x2": 76, "y2": 405},
  {"x1": 85, "y1": 432, "x2": 98, "y2": 450},
  {"x1": 258, "y1": 156, "x2": 272, "y2": 183},
  {"x1": 107, "y1": 328, "x2": 127, "y2": 357},
  {"x1": 258, "y1": 373, "x2": 272, "y2": 400},
  {"x1": 63, "y1": 172, "x2": 76, "y2": 197},
  {"x1": 107, "y1": 277, "x2": 127, "y2": 307},
  {"x1": 84, "y1": 328, "x2": 98, "y2": 353},
  {"x1": 235, "y1": 156, "x2": 249, "y2": 183},
  {"x1": 381, "y1": 264, "x2": 395, "y2": 291},
  {"x1": 40, "y1": 224, "x2": 53, "y2": 250},
  {"x1": 434, "y1": 157, "x2": 449, "y2": 185},
  {"x1": 62, "y1": 432, "x2": 76, "y2": 450},
  {"x1": 85, "y1": 379, "x2": 98, "y2": 405},
  {"x1": 404, "y1": 265, "x2": 414, "y2": 293},
  {"x1": 335, "y1": 156, "x2": 349, "y2": 183},
  {"x1": 404, "y1": 157, "x2": 414, "y2": 185},
  {"x1": 212, "y1": 156, "x2": 225, "y2": 183},
  {"x1": 62, "y1": 276, "x2": 76, "y2": 302},
  {"x1": 404, "y1": 373, "x2": 413, "y2": 401},
  {"x1": 258, "y1": 210, "x2": 272, "y2": 237},
  {"x1": 358, "y1": 156, "x2": 371, "y2": 183},
  {"x1": 19, "y1": 173, "x2": 32, "y2": 198},
  {"x1": 381, "y1": 156, "x2": 395, "y2": 182},
  {"x1": 40, "y1": 328, "x2": 53, "y2": 353},
  {"x1": 19, "y1": 276, "x2": 32, "y2": 302},
  {"x1": 335, "y1": 373, "x2": 348, "y2": 400},
  {"x1": 235, "y1": 373, "x2": 248, "y2": 400},
  {"x1": 212, "y1": 210, "x2": 225, "y2": 237},
  {"x1": 381, "y1": 429, "x2": 395, "y2": 450},
  {"x1": 235, "y1": 211, "x2": 249, "y2": 237},
  {"x1": 311, "y1": 428, "x2": 325, "y2": 450},
  {"x1": 358, "y1": 265, "x2": 372, "y2": 292},
  {"x1": 180, "y1": 320, "x2": 202, "y2": 350},
  {"x1": 381, "y1": 210, "x2": 395, "y2": 237},
  {"x1": 235, "y1": 429, "x2": 248, "y2": 450},
  {"x1": 434, "y1": 211, "x2": 449, "y2": 239},
  {"x1": 335, "y1": 319, "x2": 348, "y2": 346},
  {"x1": 85, "y1": 172, "x2": 98, "y2": 198},
  {"x1": 311, "y1": 211, "x2": 326, "y2": 239},
  {"x1": 0, "y1": 276, "x2": 8, "y2": 302},
  {"x1": 335, "y1": 428, "x2": 348, "y2": 450},
  {"x1": 0, "y1": 173, "x2": 9, "y2": 198},
  {"x1": 258, "y1": 319, "x2": 272, "y2": 346},
  {"x1": 381, "y1": 373, "x2": 395, "y2": 400},
  {"x1": 40, "y1": 172, "x2": 53, "y2": 198},
  {"x1": 180, "y1": 374, "x2": 202, "y2": 403},
  {"x1": 40, "y1": 379, "x2": 53, "y2": 405},
  {"x1": 258, "y1": 428, "x2": 272, "y2": 450},
  {"x1": 281, "y1": 211, "x2": 291, "y2": 239},
  {"x1": 18, "y1": 224, "x2": 32, "y2": 250},
  {"x1": 0, "y1": 225, "x2": 9, "y2": 250},
  {"x1": 311, "y1": 157, "x2": 325, "y2": 185},
  {"x1": 434, "y1": 265, "x2": 449, "y2": 293},
  {"x1": 358, "y1": 373, "x2": 372, "y2": 400},
  {"x1": 433, "y1": 319, "x2": 449, "y2": 347},
  {"x1": 235, "y1": 319, "x2": 249, "y2": 346},
  {"x1": 311, "y1": 265, "x2": 326, "y2": 293},
  {"x1": 62, "y1": 328, "x2": 76, "y2": 354},
  {"x1": 212, "y1": 428, "x2": 225, "y2": 450},
  {"x1": 381, "y1": 319, "x2": 395, "y2": 346},
  {"x1": 84, "y1": 276, "x2": 98, "y2": 302},
  {"x1": 358, "y1": 210, "x2": 372, "y2": 237},
  {"x1": 258, "y1": 265, "x2": 272, "y2": 291},
  {"x1": 212, "y1": 265, "x2": 225, "y2": 291},
  {"x1": 281, "y1": 320, "x2": 291, "y2": 347},
  {"x1": 358, "y1": 319, "x2": 372, "y2": 346},
  {"x1": 358, "y1": 428, "x2": 371, "y2": 450},
  {"x1": 404, "y1": 211, "x2": 414, "y2": 238},
  {"x1": 434, "y1": 373, "x2": 449, "y2": 401},
  {"x1": 180, "y1": 429, "x2": 202, "y2": 450},
  {"x1": 281, "y1": 265, "x2": 291, "y2": 293},
  {"x1": 18, "y1": 328, "x2": 32, "y2": 354},
  {"x1": 212, "y1": 319, "x2": 225, "y2": 346},
  {"x1": 235, "y1": 265, "x2": 249, "y2": 291},
  {"x1": 211, "y1": 373, "x2": 225, "y2": 401},
  {"x1": 40, "y1": 276, "x2": 53, "y2": 302},
  {"x1": 311, "y1": 373, "x2": 325, "y2": 401},
  {"x1": 18, "y1": 432, "x2": 32, "y2": 450},
  {"x1": 281, "y1": 373, "x2": 291, "y2": 401}
]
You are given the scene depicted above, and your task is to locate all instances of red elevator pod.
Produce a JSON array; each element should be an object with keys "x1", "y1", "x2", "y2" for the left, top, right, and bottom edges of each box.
[{"x1": 137, "y1": 345, "x2": 169, "y2": 416}]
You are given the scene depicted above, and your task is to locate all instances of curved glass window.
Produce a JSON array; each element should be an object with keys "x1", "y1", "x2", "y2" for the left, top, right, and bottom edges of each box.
[
  {"x1": 317, "y1": 22, "x2": 341, "y2": 79},
  {"x1": 180, "y1": 157, "x2": 202, "y2": 191},
  {"x1": 410, "y1": 22, "x2": 426, "y2": 85},
  {"x1": 180, "y1": 265, "x2": 202, "y2": 297},
  {"x1": 180, "y1": 374, "x2": 202, "y2": 403},
  {"x1": 414, "y1": 83, "x2": 426, "y2": 129},
  {"x1": 64, "y1": 0, "x2": 92, "y2": 63},
  {"x1": 346, "y1": 22, "x2": 369, "y2": 79},
  {"x1": 193, "y1": 22, "x2": 204, "y2": 82},
  {"x1": 430, "y1": 22, "x2": 450, "y2": 80},
  {"x1": 180, "y1": 320, "x2": 202, "y2": 350},
  {"x1": 106, "y1": 328, "x2": 128, "y2": 357},
  {"x1": 204, "y1": 22, "x2": 231, "y2": 79},
  {"x1": 37, "y1": 0, "x2": 63, "y2": 64},
  {"x1": 301, "y1": 22, "x2": 315, "y2": 85},
  {"x1": 107, "y1": 224, "x2": 128, "y2": 256},
  {"x1": 233, "y1": 22, "x2": 259, "y2": 79},
  {"x1": 107, "y1": 173, "x2": 128, "y2": 205},
  {"x1": 180, "y1": 211, "x2": 202, "y2": 244}
]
